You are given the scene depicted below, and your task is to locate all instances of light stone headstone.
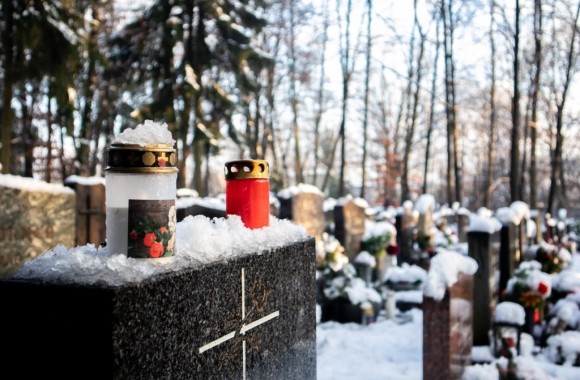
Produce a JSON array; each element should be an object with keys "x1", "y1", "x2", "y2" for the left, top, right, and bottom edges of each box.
[
  {"x1": 0, "y1": 176, "x2": 75, "y2": 277},
  {"x1": 334, "y1": 199, "x2": 366, "y2": 260},
  {"x1": 292, "y1": 192, "x2": 325, "y2": 241}
]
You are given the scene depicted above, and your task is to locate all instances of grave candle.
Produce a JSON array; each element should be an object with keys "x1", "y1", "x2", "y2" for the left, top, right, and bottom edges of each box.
[
  {"x1": 225, "y1": 160, "x2": 270, "y2": 229},
  {"x1": 105, "y1": 143, "x2": 177, "y2": 258}
]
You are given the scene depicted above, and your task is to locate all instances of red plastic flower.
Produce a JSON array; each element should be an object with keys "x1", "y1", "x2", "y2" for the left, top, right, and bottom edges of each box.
[
  {"x1": 537, "y1": 281, "x2": 549, "y2": 295},
  {"x1": 386, "y1": 243, "x2": 400, "y2": 256},
  {"x1": 159, "y1": 226, "x2": 168, "y2": 234},
  {"x1": 149, "y1": 242, "x2": 164, "y2": 258},
  {"x1": 143, "y1": 232, "x2": 157, "y2": 247},
  {"x1": 129, "y1": 230, "x2": 138, "y2": 241}
]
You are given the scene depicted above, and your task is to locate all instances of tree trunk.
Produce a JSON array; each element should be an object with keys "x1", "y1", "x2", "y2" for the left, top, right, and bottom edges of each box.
[
  {"x1": 361, "y1": 0, "x2": 373, "y2": 199},
  {"x1": 547, "y1": 2, "x2": 580, "y2": 213},
  {"x1": 289, "y1": 1, "x2": 303, "y2": 184},
  {"x1": 423, "y1": 17, "x2": 440, "y2": 195},
  {"x1": 529, "y1": 0, "x2": 542, "y2": 210},
  {"x1": 402, "y1": 0, "x2": 426, "y2": 203},
  {"x1": 484, "y1": 2, "x2": 497, "y2": 209},
  {"x1": 338, "y1": 0, "x2": 353, "y2": 197},
  {"x1": 510, "y1": 0, "x2": 521, "y2": 202},
  {"x1": 1, "y1": 1, "x2": 14, "y2": 174},
  {"x1": 313, "y1": 0, "x2": 329, "y2": 188}
]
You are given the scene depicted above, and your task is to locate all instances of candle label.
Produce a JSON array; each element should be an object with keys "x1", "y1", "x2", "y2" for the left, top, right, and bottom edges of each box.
[{"x1": 127, "y1": 199, "x2": 176, "y2": 258}]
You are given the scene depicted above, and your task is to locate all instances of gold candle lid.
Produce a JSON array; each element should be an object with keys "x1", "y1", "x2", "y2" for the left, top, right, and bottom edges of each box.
[
  {"x1": 106, "y1": 143, "x2": 178, "y2": 174},
  {"x1": 224, "y1": 160, "x2": 270, "y2": 180}
]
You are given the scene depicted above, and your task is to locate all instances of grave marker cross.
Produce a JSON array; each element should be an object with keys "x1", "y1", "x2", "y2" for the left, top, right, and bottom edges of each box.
[{"x1": 198, "y1": 268, "x2": 280, "y2": 379}]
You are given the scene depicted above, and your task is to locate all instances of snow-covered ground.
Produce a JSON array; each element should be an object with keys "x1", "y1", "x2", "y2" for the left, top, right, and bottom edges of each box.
[{"x1": 316, "y1": 308, "x2": 580, "y2": 380}]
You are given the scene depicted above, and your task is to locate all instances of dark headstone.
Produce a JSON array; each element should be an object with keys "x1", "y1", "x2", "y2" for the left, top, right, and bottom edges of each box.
[
  {"x1": 499, "y1": 223, "x2": 517, "y2": 293},
  {"x1": 423, "y1": 273, "x2": 474, "y2": 380},
  {"x1": 395, "y1": 211, "x2": 415, "y2": 266},
  {"x1": 176, "y1": 202, "x2": 226, "y2": 222},
  {"x1": 0, "y1": 239, "x2": 317, "y2": 379},
  {"x1": 467, "y1": 231, "x2": 498, "y2": 346}
]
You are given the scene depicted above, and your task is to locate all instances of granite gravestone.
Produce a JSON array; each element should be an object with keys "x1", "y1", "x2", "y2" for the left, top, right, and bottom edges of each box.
[
  {"x1": 0, "y1": 176, "x2": 76, "y2": 277},
  {"x1": 499, "y1": 222, "x2": 517, "y2": 293},
  {"x1": 0, "y1": 238, "x2": 317, "y2": 379},
  {"x1": 334, "y1": 199, "x2": 366, "y2": 260},
  {"x1": 467, "y1": 230, "x2": 499, "y2": 346},
  {"x1": 423, "y1": 273, "x2": 474, "y2": 380},
  {"x1": 395, "y1": 205, "x2": 416, "y2": 266}
]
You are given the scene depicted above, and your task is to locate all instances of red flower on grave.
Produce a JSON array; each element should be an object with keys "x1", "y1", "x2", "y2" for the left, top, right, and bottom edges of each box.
[
  {"x1": 505, "y1": 336, "x2": 516, "y2": 348},
  {"x1": 386, "y1": 243, "x2": 400, "y2": 256},
  {"x1": 537, "y1": 281, "x2": 549, "y2": 295},
  {"x1": 129, "y1": 230, "x2": 138, "y2": 241},
  {"x1": 427, "y1": 247, "x2": 437, "y2": 257},
  {"x1": 143, "y1": 232, "x2": 157, "y2": 247},
  {"x1": 159, "y1": 226, "x2": 168, "y2": 234},
  {"x1": 149, "y1": 242, "x2": 164, "y2": 258}
]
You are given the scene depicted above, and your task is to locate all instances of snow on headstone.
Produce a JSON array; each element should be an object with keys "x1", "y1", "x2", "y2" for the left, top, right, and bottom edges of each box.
[
  {"x1": 113, "y1": 120, "x2": 176, "y2": 146},
  {"x1": 415, "y1": 194, "x2": 435, "y2": 215},
  {"x1": 12, "y1": 215, "x2": 307, "y2": 286},
  {"x1": 494, "y1": 301, "x2": 526, "y2": 326},
  {"x1": 466, "y1": 213, "x2": 502, "y2": 234},
  {"x1": 495, "y1": 207, "x2": 520, "y2": 226},
  {"x1": 423, "y1": 250, "x2": 478, "y2": 301},
  {"x1": 510, "y1": 201, "x2": 530, "y2": 222}
]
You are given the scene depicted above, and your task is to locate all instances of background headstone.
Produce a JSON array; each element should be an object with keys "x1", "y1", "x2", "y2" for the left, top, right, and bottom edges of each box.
[
  {"x1": 64, "y1": 176, "x2": 106, "y2": 246},
  {"x1": 395, "y1": 206, "x2": 416, "y2": 265},
  {"x1": 423, "y1": 272, "x2": 474, "y2": 380},
  {"x1": 467, "y1": 230, "x2": 498, "y2": 346},
  {"x1": 292, "y1": 192, "x2": 325, "y2": 241},
  {"x1": 334, "y1": 199, "x2": 366, "y2": 260},
  {"x1": 0, "y1": 176, "x2": 75, "y2": 277},
  {"x1": 499, "y1": 222, "x2": 517, "y2": 293}
]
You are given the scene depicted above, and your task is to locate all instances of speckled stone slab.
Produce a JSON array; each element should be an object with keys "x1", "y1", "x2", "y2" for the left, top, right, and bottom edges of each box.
[{"x1": 0, "y1": 238, "x2": 316, "y2": 379}]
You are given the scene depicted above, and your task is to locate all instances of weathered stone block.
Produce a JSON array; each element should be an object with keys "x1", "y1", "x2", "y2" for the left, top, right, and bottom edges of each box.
[{"x1": 0, "y1": 176, "x2": 75, "y2": 277}]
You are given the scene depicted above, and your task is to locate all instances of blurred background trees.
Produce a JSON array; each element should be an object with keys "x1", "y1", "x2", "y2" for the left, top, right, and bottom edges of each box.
[{"x1": 1, "y1": 0, "x2": 579, "y2": 214}]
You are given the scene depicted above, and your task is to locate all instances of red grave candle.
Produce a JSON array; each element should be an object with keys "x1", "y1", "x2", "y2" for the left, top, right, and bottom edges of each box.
[{"x1": 225, "y1": 160, "x2": 270, "y2": 229}]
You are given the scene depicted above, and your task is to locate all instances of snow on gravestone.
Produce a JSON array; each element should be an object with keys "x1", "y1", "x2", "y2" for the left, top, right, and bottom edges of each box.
[
  {"x1": 0, "y1": 174, "x2": 75, "y2": 277},
  {"x1": 1, "y1": 211, "x2": 317, "y2": 378},
  {"x1": 423, "y1": 250, "x2": 478, "y2": 380}
]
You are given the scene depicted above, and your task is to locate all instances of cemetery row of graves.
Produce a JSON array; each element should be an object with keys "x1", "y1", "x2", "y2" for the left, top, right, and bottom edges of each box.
[{"x1": 1, "y1": 174, "x2": 580, "y2": 378}]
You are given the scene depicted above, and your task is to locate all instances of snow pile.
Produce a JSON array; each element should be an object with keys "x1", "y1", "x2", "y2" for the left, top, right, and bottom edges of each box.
[
  {"x1": 415, "y1": 194, "x2": 435, "y2": 214},
  {"x1": 552, "y1": 269, "x2": 580, "y2": 293},
  {"x1": 423, "y1": 250, "x2": 478, "y2": 301},
  {"x1": 510, "y1": 201, "x2": 531, "y2": 222},
  {"x1": 546, "y1": 331, "x2": 580, "y2": 366},
  {"x1": 0, "y1": 174, "x2": 74, "y2": 194},
  {"x1": 344, "y1": 278, "x2": 382, "y2": 305},
  {"x1": 363, "y1": 220, "x2": 396, "y2": 241},
  {"x1": 323, "y1": 198, "x2": 336, "y2": 212},
  {"x1": 494, "y1": 301, "x2": 526, "y2": 326},
  {"x1": 549, "y1": 299, "x2": 580, "y2": 329},
  {"x1": 354, "y1": 251, "x2": 376, "y2": 268},
  {"x1": 13, "y1": 215, "x2": 307, "y2": 286},
  {"x1": 495, "y1": 207, "x2": 520, "y2": 226},
  {"x1": 113, "y1": 120, "x2": 175, "y2": 146},
  {"x1": 467, "y1": 213, "x2": 502, "y2": 234},
  {"x1": 383, "y1": 263, "x2": 427, "y2": 284},
  {"x1": 477, "y1": 207, "x2": 494, "y2": 218},
  {"x1": 277, "y1": 183, "x2": 323, "y2": 199}
]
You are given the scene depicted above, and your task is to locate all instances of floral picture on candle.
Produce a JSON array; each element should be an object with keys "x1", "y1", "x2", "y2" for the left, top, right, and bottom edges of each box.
[{"x1": 127, "y1": 200, "x2": 176, "y2": 258}]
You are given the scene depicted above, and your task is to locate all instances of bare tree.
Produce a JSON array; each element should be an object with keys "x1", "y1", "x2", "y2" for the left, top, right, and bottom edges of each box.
[
  {"x1": 547, "y1": 1, "x2": 580, "y2": 213},
  {"x1": 401, "y1": 0, "x2": 427, "y2": 202},
  {"x1": 360, "y1": 0, "x2": 373, "y2": 198},
  {"x1": 510, "y1": 0, "x2": 522, "y2": 202},
  {"x1": 484, "y1": 0, "x2": 498, "y2": 209}
]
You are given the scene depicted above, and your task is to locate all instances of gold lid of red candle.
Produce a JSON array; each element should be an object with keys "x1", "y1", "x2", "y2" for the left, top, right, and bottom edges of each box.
[
  {"x1": 106, "y1": 143, "x2": 178, "y2": 174},
  {"x1": 224, "y1": 160, "x2": 270, "y2": 180}
]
